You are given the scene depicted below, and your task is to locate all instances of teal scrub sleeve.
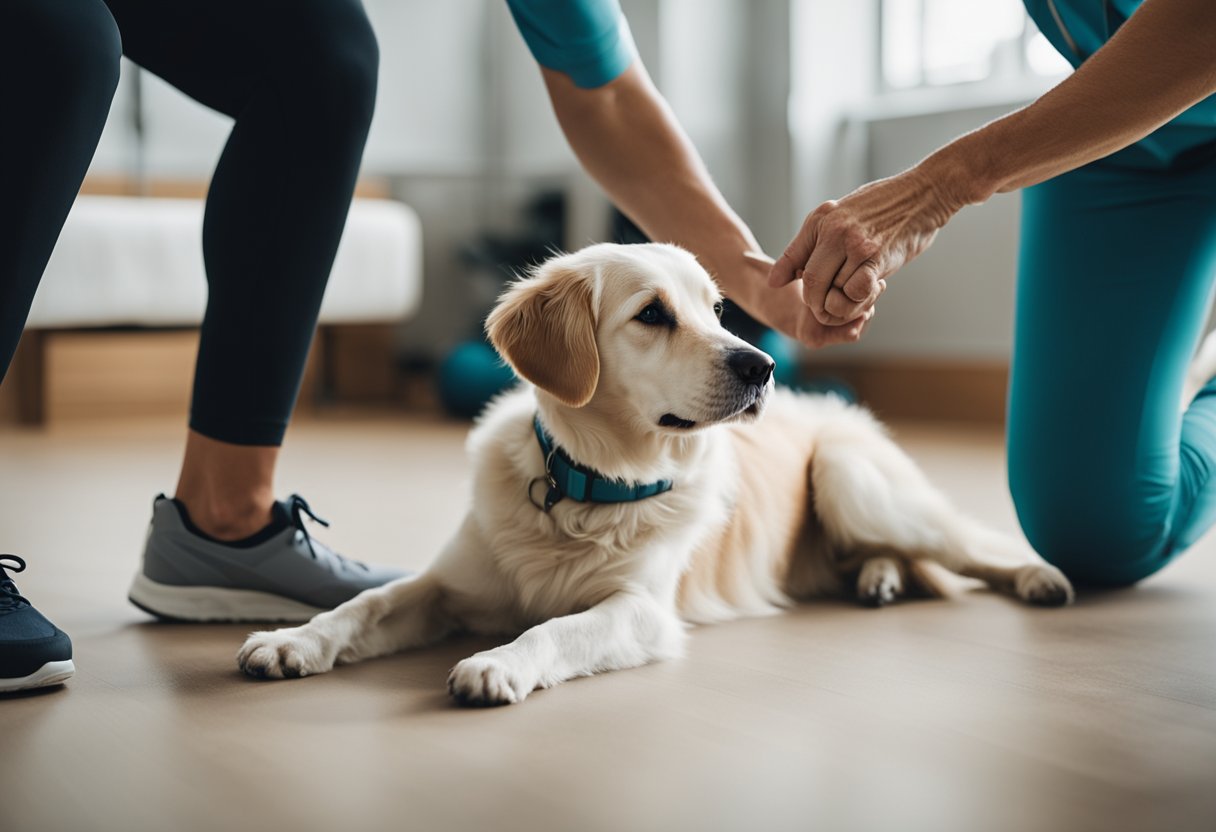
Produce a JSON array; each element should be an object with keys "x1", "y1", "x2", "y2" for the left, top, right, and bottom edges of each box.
[
  {"x1": 1024, "y1": 0, "x2": 1216, "y2": 163},
  {"x1": 505, "y1": 0, "x2": 635, "y2": 88}
]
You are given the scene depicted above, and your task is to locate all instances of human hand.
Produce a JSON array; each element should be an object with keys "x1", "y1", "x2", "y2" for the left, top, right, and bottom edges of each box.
[
  {"x1": 736, "y1": 252, "x2": 873, "y2": 349},
  {"x1": 769, "y1": 165, "x2": 961, "y2": 326}
]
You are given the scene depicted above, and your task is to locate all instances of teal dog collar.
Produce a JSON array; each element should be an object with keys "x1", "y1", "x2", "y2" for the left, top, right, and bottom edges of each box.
[{"x1": 530, "y1": 416, "x2": 673, "y2": 513}]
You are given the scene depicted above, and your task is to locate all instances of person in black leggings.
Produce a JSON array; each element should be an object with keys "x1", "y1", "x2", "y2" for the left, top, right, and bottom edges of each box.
[
  {"x1": 2, "y1": 0, "x2": 872, "y2": 692},
  {"x1": 1, "y1": 0, "x2": 408, "y2": 692}
]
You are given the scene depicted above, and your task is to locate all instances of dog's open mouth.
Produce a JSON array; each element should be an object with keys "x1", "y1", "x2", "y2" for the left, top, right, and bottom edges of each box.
[
  {"x1": 659, "y1": 414, "x2": 696, "y2": 429},
  {"x1": 659, "y1": 386, "x2": 766, "y2": 430}
]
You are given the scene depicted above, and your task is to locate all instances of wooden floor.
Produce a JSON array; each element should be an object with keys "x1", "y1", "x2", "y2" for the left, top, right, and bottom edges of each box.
[{"x1": 1, "y1": 413, "x2": 1214, "y2": 832}]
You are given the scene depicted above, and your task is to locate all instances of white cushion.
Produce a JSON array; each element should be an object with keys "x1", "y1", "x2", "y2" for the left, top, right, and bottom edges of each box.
[{"x1": 25, "y1": 195, "x2": 423, "y2": 329}]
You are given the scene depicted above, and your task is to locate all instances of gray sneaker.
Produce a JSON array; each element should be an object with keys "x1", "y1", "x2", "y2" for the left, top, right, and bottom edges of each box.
[{"x1": 128, "y1": 494, "x2": 410, "y2": 623}]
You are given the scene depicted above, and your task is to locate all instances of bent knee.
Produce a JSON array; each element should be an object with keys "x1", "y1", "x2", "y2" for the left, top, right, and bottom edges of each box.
[
  {"x1": 287, "y1": 0, "x2": 379, "y2": 125},
  {"x1": 20, "y1": 1, "x2": 122, "y2": 103},
  {"x1": 1012, "y1": 492, "x2": 1171, "y2": 587},
  {"x1": 1029, "y1": 543, "x2": 1165, "y2": 587}
]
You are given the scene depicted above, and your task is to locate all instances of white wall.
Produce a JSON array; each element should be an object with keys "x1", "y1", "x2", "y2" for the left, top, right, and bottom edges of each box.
[
  {"x1": 90, "y1": 60, "x2": 142, "y2": 175},
  {"x1": 88, "y1": 1, "x2": 490, "y2": 179},
  {"x1": 849, "y1": 103, "x2": 1031, "y2": 361},
  {"x1": 789, "y1": 0, "x2": 877, "y2": 218},
  {"x1": 786, "y1": 0, "x2": 1053, "y2": 363},
  {"x1": 362, "y1": 1, "x2": 487, "y2": 175}
]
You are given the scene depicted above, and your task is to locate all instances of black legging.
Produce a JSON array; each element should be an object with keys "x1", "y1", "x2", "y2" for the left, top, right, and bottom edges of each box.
[{"x1": 0, "y1": 0, "x2": 378, "y2": 445}]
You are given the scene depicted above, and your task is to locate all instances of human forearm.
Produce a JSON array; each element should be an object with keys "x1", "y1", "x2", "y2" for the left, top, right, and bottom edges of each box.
[
  {"x1": 542, "y1": 63, "x2": 759, "y2": 285},
  {"x1": 923, "y1": 0, "x2": 1216, "y2": 209},
  {"x1": 773, "y1": 0, "x2": 1216, "y2": 327},
  {"x1": 544, "y1": 61, "x2": 871, "y2": 348}
]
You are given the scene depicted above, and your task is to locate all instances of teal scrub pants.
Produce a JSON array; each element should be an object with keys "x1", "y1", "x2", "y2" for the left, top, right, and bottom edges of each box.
[{"x1": 1009, "y1": 141, "x2": 1216, "y2": 585}]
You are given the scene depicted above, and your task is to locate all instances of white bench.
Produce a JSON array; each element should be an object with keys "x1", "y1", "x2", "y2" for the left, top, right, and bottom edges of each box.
[
  {"x1": 28, "y1": 195, "x2": 422, "y2": 328},
  {"x1": 8, "y1": 194, "x2": 423, "y2": 423}
]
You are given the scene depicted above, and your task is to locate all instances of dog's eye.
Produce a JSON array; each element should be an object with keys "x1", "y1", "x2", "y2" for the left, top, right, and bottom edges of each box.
[
  {"x1": 635, "y1": 303, "x2": 667, "y2": 326},
  {"x1": 713, "y1": 301, "x2": 724, "y2": 320}
]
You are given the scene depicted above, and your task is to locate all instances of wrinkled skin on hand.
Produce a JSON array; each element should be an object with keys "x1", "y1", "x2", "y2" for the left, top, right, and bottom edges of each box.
[
  {"x1": 770, "y1": 166, "x2": 957, "y2": 326},
  {"x1": 736, "y1": 251, "x2": 873, "y2": 349}
]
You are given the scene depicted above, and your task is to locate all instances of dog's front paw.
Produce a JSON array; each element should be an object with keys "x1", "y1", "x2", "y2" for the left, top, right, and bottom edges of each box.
[
  {"x1": 447, "y1": 653, "x2": 536, "y2": 707},
  {"x1": 1014, "y1": 563, "x2": 1075, "y2": 607},
  {"x1": 237, "y1": 627, "x2": 334, "y2": 679}
]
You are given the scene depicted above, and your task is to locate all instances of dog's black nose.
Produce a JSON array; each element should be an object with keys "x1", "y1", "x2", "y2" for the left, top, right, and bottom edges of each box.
[{"x1": 727, "y1": 349, "x2": 775, "y2": 385}]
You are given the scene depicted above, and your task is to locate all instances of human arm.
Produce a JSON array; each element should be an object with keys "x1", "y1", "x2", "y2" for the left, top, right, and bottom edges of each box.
[
  {"x1": 771, "y1": 0, "x2": 1216, "y2": 325},
  {"x1": 543, "y1": 62, "x2": 871, "y2": 347}
]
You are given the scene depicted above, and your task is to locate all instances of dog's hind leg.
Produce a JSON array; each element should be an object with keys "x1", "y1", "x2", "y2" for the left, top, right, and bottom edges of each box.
[
  {"x1": 930, "y1": 516, "x2": 1074, "y2": 606},
  {"x1": 811, "y1": 416, "x2": 1074, "y2": 607},
  {"x1": 855, "y1": 555, "x2": 905, "y2": 607}
]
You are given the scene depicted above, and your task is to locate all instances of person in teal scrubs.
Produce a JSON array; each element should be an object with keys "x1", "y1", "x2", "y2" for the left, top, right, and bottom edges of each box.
[{"x1": 772, "y1": 0, "x2": 1216, "y2": 585}]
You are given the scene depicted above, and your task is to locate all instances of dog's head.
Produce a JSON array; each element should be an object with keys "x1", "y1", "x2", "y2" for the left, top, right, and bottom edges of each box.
[{"x1": 486, "y1": 243, "x2": 774, "y2": 434}]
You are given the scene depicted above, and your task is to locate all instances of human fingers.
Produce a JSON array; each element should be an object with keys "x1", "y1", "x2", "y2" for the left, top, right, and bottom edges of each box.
[
  {"x1": 801, "y1": 239, "x2": 848, "y2": 324},
  {"x1": 825, "y1": 261, "x2": 884, "y2": 320},
  {"x1": 770, "y1": 203, "x2": 833, "y2": 288}
]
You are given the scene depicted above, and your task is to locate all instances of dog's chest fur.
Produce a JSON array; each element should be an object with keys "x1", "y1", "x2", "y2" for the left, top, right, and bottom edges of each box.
[
  {"x1": 461, "y1": 390, "x2": 730, "y2": 626},
  {"x1": 457, "y1": 388, "x2": 846, "y2": 631}
]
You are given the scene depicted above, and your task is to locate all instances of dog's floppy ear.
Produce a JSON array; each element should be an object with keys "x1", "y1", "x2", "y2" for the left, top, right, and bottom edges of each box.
[{"x1": 485, "y1": 263, "x2": 600, "y2": 407}]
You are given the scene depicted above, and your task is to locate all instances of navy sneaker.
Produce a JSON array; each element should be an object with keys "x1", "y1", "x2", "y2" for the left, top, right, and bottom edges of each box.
[
  {"x1": 128, "y1": 494, "x2": 410, "y2": 623},
  {"x1": 0, "y1": 555, "x2": 74, "y2": 693}
]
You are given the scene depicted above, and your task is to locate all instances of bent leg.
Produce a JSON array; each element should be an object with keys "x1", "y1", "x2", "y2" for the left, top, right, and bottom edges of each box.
[
  {"x1": 0, "y1": 0, "x2": 120, "y2": 379},
  {"x1": 1009, "y1": 146, "x2": 1216, "y2": 585},
  {"x1": 100, "y1": 0, "x2": 378, "y2": 542},
  {"x1": 104, "y1": 0, "x2": 379, "y2": 446},
  {"x1": 448, "y1": 591, "x2": 686, "y2": 706}
]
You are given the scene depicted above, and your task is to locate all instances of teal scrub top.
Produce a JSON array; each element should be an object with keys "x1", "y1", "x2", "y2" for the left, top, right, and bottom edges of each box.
[
  {"x1": 506, "y1": 0, "x2": 635, "y2": 88},
  {"x1": 1025, "y1": 0, "x2": 1216, "y2": 162}
]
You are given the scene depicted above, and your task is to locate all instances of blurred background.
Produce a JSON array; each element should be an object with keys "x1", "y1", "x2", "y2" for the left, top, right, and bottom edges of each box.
[
  {"x1": 9, "y1": 11, "x2": 1216, "y2": 831},
  {"x1": 0, "y1": 0, "x2": 1073, "y2": 429}
]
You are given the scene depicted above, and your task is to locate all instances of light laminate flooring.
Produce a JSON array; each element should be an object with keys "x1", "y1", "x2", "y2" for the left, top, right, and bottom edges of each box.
[{"x1": 1, "y1": 414, "x2": 1213, "y2": 832}]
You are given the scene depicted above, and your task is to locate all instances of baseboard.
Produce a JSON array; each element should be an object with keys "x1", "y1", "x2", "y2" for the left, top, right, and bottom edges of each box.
[
  {"x1": 804, "y1": 359, "x2": 1009, "y2": 424},
  {"x1": 0, "y1": 331, "x2": 45, "y2": 425}
]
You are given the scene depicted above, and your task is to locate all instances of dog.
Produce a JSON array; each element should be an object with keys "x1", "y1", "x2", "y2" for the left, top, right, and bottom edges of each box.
[{"x1": 237, "y1": 242, "x2": 1074, "y2": 705}]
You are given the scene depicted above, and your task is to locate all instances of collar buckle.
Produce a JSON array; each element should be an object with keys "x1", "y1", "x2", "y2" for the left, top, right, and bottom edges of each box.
[{"x1": 530, "y1": 414, "x2": 672, "y2": 512}]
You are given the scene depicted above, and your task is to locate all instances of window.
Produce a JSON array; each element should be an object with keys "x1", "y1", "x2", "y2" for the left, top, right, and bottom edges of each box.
[{"x1": 881, "y1": 0, "x2": 1071, "y2": 91}]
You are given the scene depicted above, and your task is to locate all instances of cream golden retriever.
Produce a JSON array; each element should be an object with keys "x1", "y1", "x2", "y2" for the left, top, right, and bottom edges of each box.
[{"x1": 237, "y1": 242, "x2": 1073, "y2": 705}]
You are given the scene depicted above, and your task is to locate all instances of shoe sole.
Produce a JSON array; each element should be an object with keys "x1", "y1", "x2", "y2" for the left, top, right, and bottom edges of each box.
[
  {"x1": 128, "y1": 573, "x2": 325, "y2": 623},
  {"x1": 0, "y1": 659, "x2": 75, "y2": 693}
]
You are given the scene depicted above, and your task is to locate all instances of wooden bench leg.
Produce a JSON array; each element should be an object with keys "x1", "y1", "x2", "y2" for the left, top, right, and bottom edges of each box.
[{"x1": 12, "y1": 330, "x2": 47, "y2": 426}]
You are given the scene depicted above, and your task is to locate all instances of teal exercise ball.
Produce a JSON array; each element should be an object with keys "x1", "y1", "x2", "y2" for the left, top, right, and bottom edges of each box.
[
  {"x1": 756, "y1": 329, "x2": 799, "y2": 387},
  {"x1": 437, "y1": 340, "x2": 517, "y2": 419},
  {"x1": 755, "y1": 328, "x2": 858, "y2": 402}
]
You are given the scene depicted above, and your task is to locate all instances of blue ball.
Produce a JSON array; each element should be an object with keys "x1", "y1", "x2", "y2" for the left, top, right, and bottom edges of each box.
[
  {"x1": 755, "y1": 328, "x2": 858, "y2": 402},
  {"x1": 756, "y1": 329, "x2": 799, "y2": 387},
  {"x1": 437, "y1": 340, "x2": 517, "y2": 419}
]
